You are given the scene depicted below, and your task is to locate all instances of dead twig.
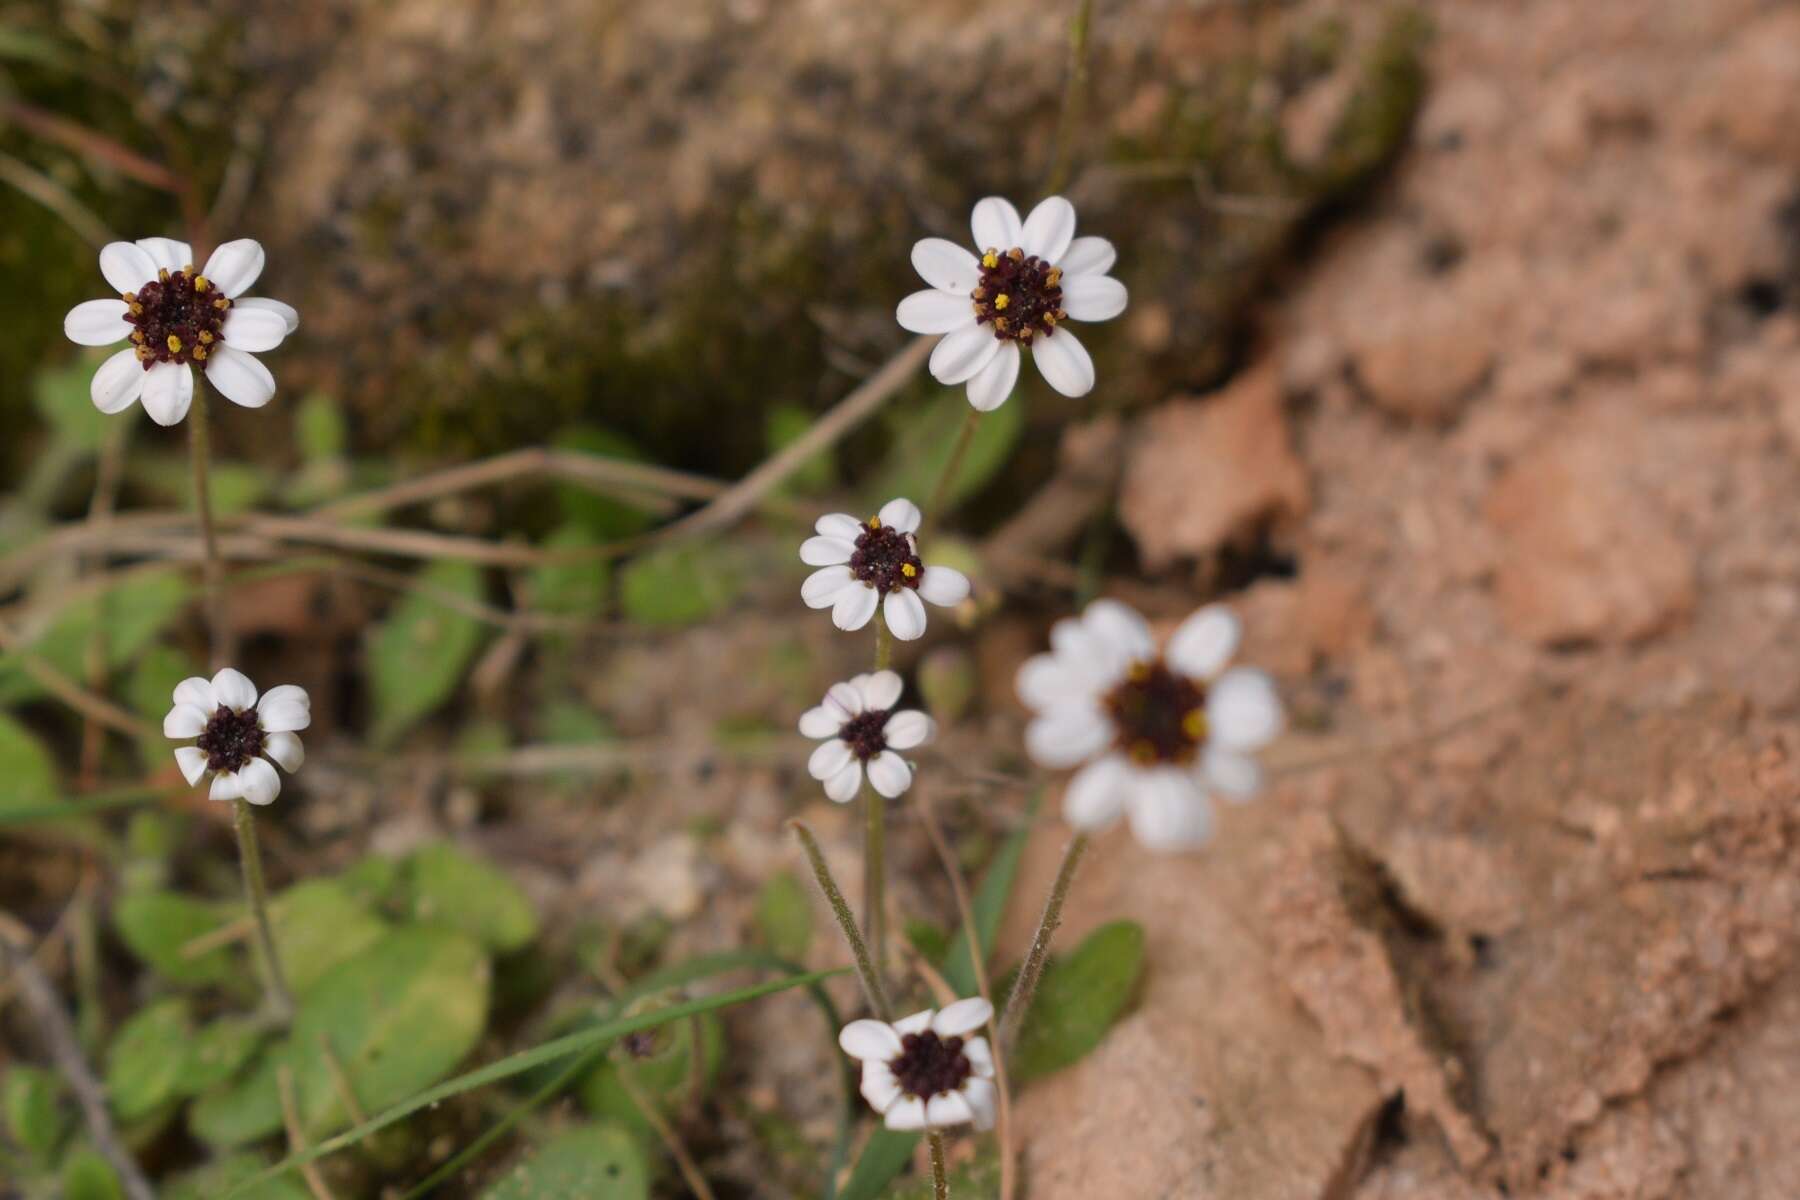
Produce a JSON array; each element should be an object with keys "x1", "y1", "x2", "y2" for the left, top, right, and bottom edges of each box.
[
  {"x1": 277, "y1": 1062, "x2": 338, "y2": 1200},
  {"x1": 0, "y1": 616, "x2": 155, "y2": 740}
]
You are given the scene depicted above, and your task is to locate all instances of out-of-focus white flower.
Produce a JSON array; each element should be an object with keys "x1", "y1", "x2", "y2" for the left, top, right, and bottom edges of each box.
[
  {"x1": 163, "y1": 668, "x2": 310, "y2": 806},
  {"x1": 1015, "y1": 600, "x2": 1282, "y2": 851},
  {"x1": 64, "y1": 237, "x2": 298, "y2": 425},
  {"x1": 838, "y1": 997, "x2": 998, "y2": 1131},
  {"x1": 799, "y1": 670, "x2": 935, "y2": 802},
  {"x1": 800, "y1": 497, "x2": 971, "y2": 640},
  {"x1": 897, "y1": 195, "x2": 1126, "y2": 410}
]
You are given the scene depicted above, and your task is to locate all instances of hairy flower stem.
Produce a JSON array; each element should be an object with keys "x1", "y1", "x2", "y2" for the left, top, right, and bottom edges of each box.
[
  {"x1": 234, "y1": 793, "x2": 293, "y2": 1023},
  {"x1": 925, "y1": 408, "x2": 983, "y2": 530},
  {"x1": 792, "y1": 820, "x2": 892, "y2": 1019},
  {"x1": 929, "y1": 1131, "x2": 950, "y2": 1200},
  {"x1": 999, "y1": 832, "x2": 1089, "y2": 1049},
  {"x1": 187, "y1": 385, "x2": 233, "y2": 669}
]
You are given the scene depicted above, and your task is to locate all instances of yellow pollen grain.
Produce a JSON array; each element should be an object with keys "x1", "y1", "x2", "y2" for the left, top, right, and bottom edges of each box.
[
  {"x1": 198, "y1": 330, "x2": 214, "y2": 344},
  {"x1": 1007, "y1": 247, "x2": 1024, "y2": 261},
  {"x1": 1182, "y1": 709, "x2": 1208, "y2": 741},
  {"x1": 192, "y1": 345, "x2": 208, "y2": 361},
  {"x1": 1043, "y1": 312, "x2": 1057, "y2": 325},
  {"x1": 193, "y1": 274, "x2": 211, "y2": 293},
  {"x1": 867, "y1": 516, "x2": 881, "y2": 529},
  {"x1": 994, "y1": 317, "x2": 1008, "y2": 331},
  {"x1": 129, "y1": 302, "x2": 144, "y2": 316},
  {"x1": 158, "y1": 268, "x2": 170, "y2": 283},
  {"x1": 994, "y1": 294, "x2": 1010, "y2": 310},
  {"x1": 213, "y1": 297, "x2": 231, "y2": 310},
  {"x1": 121, "y1": 291, "x2": 136, "y2": 304},
  {"x1": 901, "y1": 563, "x2": 917, "y2": 578},
  {"x1": 165, "y1": 334, "x2": 183, "y2": 353},
  {"x1": 129, "y1": 330, "x2": 145, "y2": 343},
  {"x1": 1047, "y1": 267, "x2": 1062, "y2": 286},
  {"x1": 981, "y1": 250, "x2": 999, "y2": 268}
]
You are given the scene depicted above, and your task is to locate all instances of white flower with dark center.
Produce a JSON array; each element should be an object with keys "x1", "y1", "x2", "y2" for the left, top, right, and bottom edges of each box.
[
  {"x1": 896, "y1": 196, "x2": 1127, "y2": 410},
  {"x1": 799, "y1": 670, "x2": 935, "y2": 802},
  {"x1": 838, "y1": 998, "x2": 998, "y2": 1132},
  {"x1": 63, "y1": 237, "x2": 298, "y2": 426},
  {"x1": 800, "y1": 498, "x2": 971, "y2": 640},
  {"x1": 163, "y1": 669, "x2": 310, "y2": 806},
  {"x1": 1016, "y1": 600, "x2": 1282, "y2": 851}
]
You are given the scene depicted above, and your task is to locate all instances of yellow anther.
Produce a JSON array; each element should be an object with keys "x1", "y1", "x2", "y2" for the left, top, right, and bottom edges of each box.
[
  {"x1": 129, "y1": 330, "x2": 145, "y2": 343},
  {"x1": 1043, "y1": 312, "x2": 1057, "y2": 326},
  {"x1": 213, "y1": 297, "x2": 231, "y2": 310},
  {"x1": 180, "y1": 265, "x2": 192, "y2": 277},
  {"x1": 972, "y1": 286, "x2": 987, "y2": 300},
  {"x1": 867, "y1": 516, "x2": 881, "y2": 529},
  {"x1": 158, "y1": 268, "x2": 171, "y2": 282},
  {"x1": 901, "y1": 563, "x2": 918, "y2": 578},
  {"x1": 1127, "y1": 661, "x2": 1152, "y2": 683},
  {"x1": 192, "y1": 345, "x2": 208, "y2": 361},
  {"x1": 994, "y1": 294, "x2": 1010, "y2": 310},
  {"x1": 193, "y1": 274, "x2": 211, "y2": 293},
  {"x1": 198, "y1": 330, "x2": 214, "y2": 344},
  {"x1": 1046, "y1": 267, "x2": 1062, "y2": 286},
  {"x1": 994, "y1": 317, "x2": 1008, "y2": 332},
  {"x1": 134, "y1": 345, "x2": 153, "y2": 361},
  {"x1": 129, "y1": 302, "x2": 144, "y2": 316},
  {"x1": 1182, "y1": 709, "x2": 1208, "y2": 741},
  {"x1": 166, "y1": 334, "x2": 183, "y2": 353},
  {"x1": 981, "y1": 250, "x2": 999, "y2": 269},
  {"x1": 1007, "y1": 247, "x2": 1024, "y2": 261},
  {"x1": 121, "y1": 291, "x2": 136, "y2": 304}
]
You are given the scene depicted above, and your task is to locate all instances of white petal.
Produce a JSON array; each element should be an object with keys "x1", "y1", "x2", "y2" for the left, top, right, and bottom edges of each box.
[
  {"x1": 825, "y1": 681, "x2": 864, "y2": 719},
  {"x1": 263, "y1": 732, "x2": 305, "y2": 773},
  {"x1": 861, "y1": 1061, "x2": 903, "y2": 1112},
  {"x1": 163, "y1": 704, "x2": 209, "y2": 738},
  {"x1": 1127, "y1": 769, "x2": 1213, "y2": 851},
  {"x1": 883, "y1": 589, "x2": 928, "y2": 641},
  {"x1": 89, "y1": 349, "x2": 146, "y2": 414},
  {"x1": 1050, "y1": 615, "x2": 1132, "y2": 689},
  {"x1": 1063, "y1": 754, "x2": 1131, "y2": 831},
  {"x1": 233, "y1": 296, "x2": 299, "y2": 334},
  {"x1": 917, "y1": 565, "x2": 970, "y2": 608},
  {"x1": 798, "y1": 705, "x2": 841, "y2": 739},
  {"x1": 970, "y1": 197, "x2": 1024, "y2": 251},
  {"x1": 1167, "y1": 606, "x2": 1241, "y2": 680},
  {"x1": 1061, "y1": 274, "x2": 1128, "y2": 323},
  {"x1": 926, "y1": 1091, "x2": 974, "y2": 1128},
  {"x1": 258, "y1": 684, "x2": 310, "y2": 713},
  {"x1": 1203, "y1": 747, "x2": 1262, "y2": 801},
  {"x1": 1016, "y1": 653, "x2": 1096, "y2": 712},
  {"x1": 897, "y1": 289, "x2": 977, "y2": 335},
  {"x1": 893, "y1": 1010, "x2": 933, "y2": 1036},
  {"x1": 884, "y1": 1097, "x2": 929, "y2": 1131},
  {"x1": 1208, "y1": 668, "x2": 1284, "y2": 749},
  {"x1": 876, "y1": 498, "x2": 922, "y2": 534},
  {"x1": 221, "y1": 305, "x2": 290, "y2": 353},
  {"x1": 1058, "y1": 236, "x2": 1116, "y2": 278},
  {"x1": 833, "y1": 584, "x2": 879, "y2": 632},
  {"x1": 140, "y1": 362, "x2": 194, "y2": 427},
  {"x1": 174, "y1": 746, "x2": 209, "y2": 786},
  {"x1": 808, "y1": 738, "x2": 854, "y2": 781},
  {"x1": 963, "y1": 1037, "x2": 995, "y2": 1078},
  {"x1": 932, "y1": 997, "x2": 993, "y2": 1037},
  {"x1": 64, "y1": 299, "x2": 130, "y2": 346},
  {"x1": 802, "y1": 565, "x2": 856, "y2": 609},
  {"x1": 839, "y1": 1018, "x2": 903, "y2": 1061},
  {"x1": 257, "y1": 698, "x2": 311, "y2": 734},
  {"x1": 866, "y1": 750, "x2": 912, "y2": 799},
  {"x1": 1083, "y1": 599, "x2": 1154, "y2": 661},
  {"x1": 172, "y1": 676, "x2": 215, "y2": 710},
  {"x1": 928, "y1": 323, "x2": 1002, "y2": 386},
  {"x1": 860, "y1": 670, "x2": 904, "y2": 711},
  {"x1": 799, "y1": 535, "x2": 854, "y2": 566},
  {"x1": 910, "y1": 238, "x2": 981, "y2": 293},
  {"x1": 237, "y1": 757, "x2": 281, "y2": 806},
  {"x1": 965, "y1": 341, "x2": 1020, "y2": 412},
  {"x1": 201, "y1": 239, "x2": 265, "y2": 298},
  {"x1": 204, "y1": 346, "x2": 276, "y2": 409},
  {"x1": 134, "y1": 237, "x2": 193, "y2": 273},
  {"x1": 883, "y1": 710, "x2": 934, "y2": 750},
  {"x1": 210, "y1": 772, "x2": 243, "y2": 802},
  {"x1": 823, "y1": 761, "x2": 864, "y2": 803},
  {"x1": 1020, "y1": 196, "x2": 1077, "y2": 263},
  {"x1": 98, "y1": 241, "x2": 157, "y2": 294},
  {"x1": 210, "y1": 668, "x2": 258, "y2": 712},
  {"x1": 1025, "y1": 705, "x2": 1113, "y2": 768},
  {"x1": 1031, "y1": 327, "x2": 1096, "y2": 398},
  {"x1": 962, "y1": 1077, "x2": 998, "y2": 1130},
  {"x1": 815, "y1": 513, "x2": 864, "y2": 540}
]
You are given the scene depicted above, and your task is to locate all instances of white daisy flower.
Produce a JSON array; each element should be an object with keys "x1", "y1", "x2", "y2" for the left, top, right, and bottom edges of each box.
[
  {"x1": 63, "y1": 237, "x2": 298, "y2": 426},
  {"x1": 163, "y1": 668, "x2": 310, "y2": 806},
  {"x1": 838, "y1": 997, "x2": 998, "y2": 1132},
  {"x1": 799, "y1": 669, "x2": 936, "y2": 802},
  {"x1": 1016, "y1": 600, "x2": 1282, "y2": 852},
  {"x1": 896, "y1": 195, "x2": 1127, "y2": 410},
  {"x1": 800, "y1": 497, "x2": 971, "y2": 640}
]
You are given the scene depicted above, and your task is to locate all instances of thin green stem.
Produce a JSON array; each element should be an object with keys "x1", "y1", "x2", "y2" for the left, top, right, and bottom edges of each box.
[
  {"x1": 234, "y1": 797, "x2": 294, "y2": 1023},
  {"x1": 188, "y1": 384, "x2": 232, "y2": 667},
  {"x1": 925, "y1": 408, "x2": 983, "y2": 526},
  {"x1": 998, "y1": 832, "x2": 1089, "y2": 1049},
  {"x1": 1043, "y1": 0, "x2": 1097, "y2": 195},
  {"x1": 929, "y1": 1131, "x2": 950, "y2": 1200},
  {"x1": 791, "y1": 821, "x2": 891, "y2": 1019},
  {"x1": 874, "y1": 610, "x2": 893, "y2": 672}
]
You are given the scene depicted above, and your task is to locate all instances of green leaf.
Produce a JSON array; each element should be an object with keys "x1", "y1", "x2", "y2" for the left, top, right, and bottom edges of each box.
[
  {"x1": 270, "y1": 880, "x2": 390, "y2": 997},
  {"x1": 618, "y1": 542, "x2": 746, "y2": 628},
  {"x1": 367, "y1": 561, "x2": 488, "y2": 745},
  {"x1": 185, "y1": 1017, "x2": 270, "y2": 1095},
  {"x1": 765, "y1": 404, "x2": 835, "y2": 494},
  {"x1": 103, "y1": 998, "x2": 193, "y2": 1121},
  {"x1": 840, "y1": 1129, "x2": 917, "y2": 1200},
  {"x1": 1009, "y1": 920, "x2": 1146, "y2": 1084},
  {"x1": 165, "y1": 1153, "x2": 312, "y2": 1200},
  {"x1": 0, "y1": 713, "x2": 58, "y2": 814},
  {"x1": 753, "y1": 871, "x2": 813, "y2": 962},
  {"x1": 401, "y1": 842, "x2": 539, "y2": 955},
  {"x1": 865, "y1": 392, "x2": 1023, "y2": 514},
  {"x1": 529, "y1": 524, "x2": 610, "y2": 616},
  {"x1": 113, "y1": 889, "x2": 236, "y2": 986},
  {"x1": 577, "y1": 1011, "x2": 723, "y2": 1135},
  {"x1": 0, "y1": 568, "x2": 190, "y2": 704},
  {"x1": 887, "y1": 1146, "x2": 1001, "y2": 1199},
  {"x1": 479, "y1": 1124, "x2": 649, "y2": 1200},
  {"x1": 60, "y1": 1147, "x2": 124, "y2": 1200},
  {"x1": 125, "y1": 643, "x2": 202, "y2": 753},
  {"x1": 295, "y1": 392, "x2": 347, "y2": 461},
  {"x1": 337, "y1": 855, "x2": 402, "y2": 907},
  {"x1": 3, "y1": 1065, "x2": 66, "y2": 1160},
  {"x1": 554, "y1": 426, "x2": 658, "y2": 540}
]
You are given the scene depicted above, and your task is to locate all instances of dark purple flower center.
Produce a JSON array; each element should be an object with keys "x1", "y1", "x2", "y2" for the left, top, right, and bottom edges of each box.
[
  {"x1": 850, "y1": 517, "x2": 923, "y2": 594},
  {"x1": 123, "y1": 266, "x2": 231, "y2": 371},
  {"x1": 890, "y1": 1031, "x2": 972, "y2": 1100},
  {"x1": 1103, "y1": 659, "x2": 1208, "y2": 766},
  {"x1": 838, "y1": 709, "x2": 892, "y2": 762},
  {"x1": 971, "y1": 247, "x2": 1066, "y2": 344},
  {"x1": 196, "y1": 706, "x2": 264, "y2": 773}
]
